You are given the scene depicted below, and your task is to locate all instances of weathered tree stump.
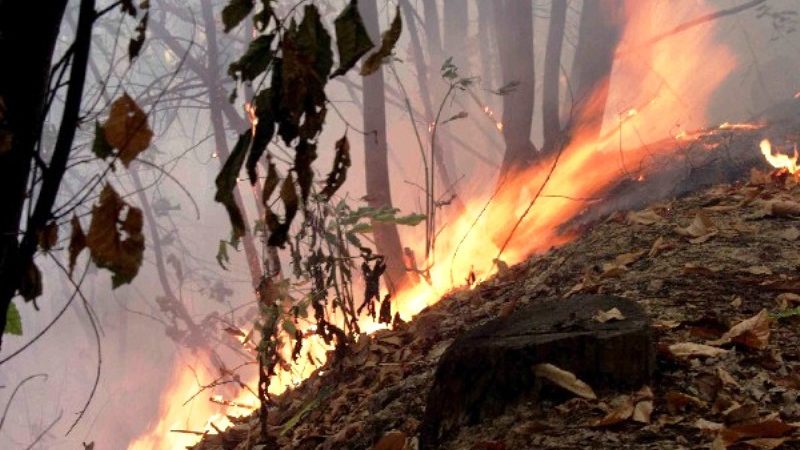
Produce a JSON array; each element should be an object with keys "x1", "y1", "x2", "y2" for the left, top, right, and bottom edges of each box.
[{"x1": 419, "y1": 294, "x2": 655, "y2": 449}]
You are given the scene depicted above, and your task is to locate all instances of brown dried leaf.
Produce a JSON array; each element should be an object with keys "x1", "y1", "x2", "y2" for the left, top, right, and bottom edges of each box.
[
  {"x1": 592, "y1": 395, "x2": 634, "y2": 427},
  {"x1": 695, "y1": 418, "x2": 725, "y2": 432},
  {"x1": 710, "y1": 309, "x2": 772, "y2": 350},
  {"x1": 103, "y1": 93, "x2": 152, "y2": 167},
  {"x1": 632, "y1": 399, "x2": 653, "y2": 424},
  {"x1": 533, "y1": 363, "x2": 597, "y2": 400},
  {"x1": 68, "y1": 215, "x2": 87, "y2": 276},
  {"x1": 668, "y1": 342, "x2": 729, "y2": 358},
  {"x1": 720, "y1": 419, "x2": 793, "y2": 445},
  {"x1": 677, "y1": 211, "x2": 717, "y2": 240},
  {"x1": 371, "y1": 430, "x2": 406, "y2": 450},
  {"x1": 666, "y1": 391, "x2": 707, "y2": 414},
  {"x1": 627, "y1": 209, "x2": 663, "y2": 225},
  {"x1": 593, "y1": 307, "x2": 625, "y2": 323},
  {"x1": 777, "y1": 226, "x2": 800, "y2": 241}
]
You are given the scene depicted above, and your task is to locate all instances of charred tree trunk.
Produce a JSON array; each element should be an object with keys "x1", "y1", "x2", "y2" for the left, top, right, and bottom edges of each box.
[
  {"x1": 541, "y1": 0, "x2": 568, "y2": 154},
  {"x1": 566, "y1": 0, "x2": 625, "y2": 143},
  {"x1": 360, "y1": 0, "x2": 410, "y2": 292},
  {"x1": 494, "y1": 0, "x2": 537, "y2": 173},
  {"x1": 0, "y1": 0, "x2": 74, "y2": 343}
]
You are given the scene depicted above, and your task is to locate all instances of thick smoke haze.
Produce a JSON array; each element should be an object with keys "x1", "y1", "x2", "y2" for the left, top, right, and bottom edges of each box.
[{"x1": 0, "y1": 1, "x2": 798, "y2": 448}]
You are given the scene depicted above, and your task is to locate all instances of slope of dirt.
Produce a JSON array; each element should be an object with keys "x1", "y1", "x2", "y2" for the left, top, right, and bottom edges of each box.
[{"x1": 194, "y1": 167, "x2": 800, "y2": 450}]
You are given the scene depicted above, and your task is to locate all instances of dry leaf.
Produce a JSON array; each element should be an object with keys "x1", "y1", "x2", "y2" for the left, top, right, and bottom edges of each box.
[
  {"x1": 720, "y1": 419, "x2": 793, "y2": 445},
  {"x1": 649, "y1": 236, "x2": 673, "y2": 257},
  {"x1": 371, "y1": 430, "x2": 406, "y2": 450},
  {"x1": 677, "y1": 211, "x2": 717, "y2": 240},
  {"x1": 668, "y1": 342, "x2": 729, "y2": 358},
  {"x1": 742, "y1": 438, "x2": 789, "y2": 450},
  {"x1": 776, "y1": 293, "x2": 800, "y2": 309},
  {"x1": 103, "y1": 93, "x2": 153, "y2": 167},
  {"x1": 695, "y1": 418, "x2": 725, "y2": 432},
  {"x1": 627, "y1": 209, "x2": 663, "y2": 225},
  {"x1": 666, "y1": 391, "x2": 707, "y2": 414},
  {"x1": 745, "y1": 266, "x2": 773, "y2": 275},
  {"x1": 533, "y1": 363, "x2": 597, "y2": 400},
  {"x1": 778, "y1": 227, "x2": 800, "y2": 241},
  {"x1": 632, "y1": 399, "x2": 653, "y2": 424},
  {"x1": 592, "y1": 395, "x2": 634, "y2": 427},
  {"x1": 716, "y1": 367, "x2": 740, "y2": 388},
  {"x1": 710, "y1": 309, "x2": 771, "y2": 350},
  {"x1": 593, "y1": 307, "x2": 626, "y2": 323}
]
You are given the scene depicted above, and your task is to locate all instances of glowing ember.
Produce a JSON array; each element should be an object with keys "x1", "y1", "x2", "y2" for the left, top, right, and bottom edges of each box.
[
  {"x1": 495, "y1": 122, "x2": 504, "y2": 132},
  {"x1": 760, "y1": 139, "x2": 799, "y2": 174},
  {"x1": 718, "y1": 122, "x2": 761, "y2": 131},
  {"x1": 244, "y1": 101, "x2": 258, "y2": 136}
]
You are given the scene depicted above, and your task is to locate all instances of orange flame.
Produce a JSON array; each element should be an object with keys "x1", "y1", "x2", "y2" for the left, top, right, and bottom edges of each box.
[
  {"x1": 760, "y1": 139, "x2": 799, "y2": 174},
  {"x1": 130, "y1": 1, "x2": 738, "y2": 447},
  {"x1": 244, "y1": 101, "x2": 258, "y2": 136}
]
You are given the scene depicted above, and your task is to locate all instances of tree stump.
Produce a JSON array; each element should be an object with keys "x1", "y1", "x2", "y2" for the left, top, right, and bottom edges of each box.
[{"x1": 419, "y1": 294, "x2": 655, "y2": 449}]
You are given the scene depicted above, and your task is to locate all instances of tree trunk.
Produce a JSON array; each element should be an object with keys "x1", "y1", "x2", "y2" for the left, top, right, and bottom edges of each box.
[
  {"x1": 494, "y1": 0, "x2": 537, "y2": 174},
  {"x1": 443, "y1": 0, "x2": 468, "y2": 74},
  {"x1": 200, "y1": 0, "x2": 263, "y2": 290},
  {"x1": 567, "y1": 0, "x2": 625, "y2": 143},
  {"x1": 0, "y1": 0, "x2": 69, "y2": 343},
  {"x1": 541, "y1": 0, "x2": 568, "y2": 154},
  {"x1": 421, "y1": 0, "x2": 442, "y2": 66},
  {"x1": 476, "y1": 0, "x2": 497, "y2": 90},
  {"x1": 359, "y1": 0, "x2": 410, "y2": 292}
]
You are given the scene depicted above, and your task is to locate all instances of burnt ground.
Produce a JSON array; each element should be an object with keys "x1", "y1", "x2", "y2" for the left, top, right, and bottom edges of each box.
[{"x1": 193, "y1": 168, "x2": 800, "y2": 450}]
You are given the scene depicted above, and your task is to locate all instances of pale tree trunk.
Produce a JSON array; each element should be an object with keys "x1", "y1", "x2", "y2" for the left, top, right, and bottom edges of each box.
[
  {"x1": 359, "y1": 0, "x2": 410, "y2": 292},
  {"x1": 494, "y1": 0, "x2": 537, "y2": 174},
  {"x1": 542, "y1": 0, "x2": 568, "y2": 154},
  {"x1": 476, "y1": 0, "x2": 497, "y2": 90},
  {"x1": 443, "y1": 0, "x2": 469, "y2": 74},
  {"x1": 567, "y1": 0, "x2": 625, "y2": 142}
]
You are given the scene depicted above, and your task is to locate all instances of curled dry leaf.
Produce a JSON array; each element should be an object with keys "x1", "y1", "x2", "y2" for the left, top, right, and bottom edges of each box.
[
  {"x1": 716, "y1": 367, "x2": 740, "y2": 388},
  {"x1": 592, "y1": 395, "x2": 634, "y2": 427},
  {"x1": 666, "y1": 391, "x2": 707, "y2": 414},
  {"x1": 695, "y1": 418, "x2": 725, "y2": 433},
  {"x1": 709, "y1": 309, "x2": 772, "y2": 350},
  {"x1": 627, "y1": 209, "x2": 663, "y2": 225},
  {"x1": 720, "y1": 418, "x2": 794, "y2": 446},
  {"x1": 677, "y1": 211, "x2": 717, "y2": 242},
  {"x1": 533, "y1": 363, "x2": 597, "y2": 400},
  {"x1": 371, "y1": 430, "x2": 406, "y2": 450},
  {"x1": 668, "y1": 342, "x2": 729, "y2": 358},
  {"x1": 632, "y1": 399, "x2": 653, "y2": 424},
  {"x1": 103, "y1": 93, "x2": 153, "y2": 167}
]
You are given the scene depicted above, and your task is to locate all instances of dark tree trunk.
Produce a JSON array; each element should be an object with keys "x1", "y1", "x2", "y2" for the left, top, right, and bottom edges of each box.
[
  {"x1": 541, "y1": 0, "x2": 568, "y2": 154},
  {"x1": 494, "y1": 0, "x2": 537, "y2": 174},
  {"x1": 0, "y1": 0, "x2": 70, "y2": 343},
  {"x1": 360, "y1": 0, "x2": 410, "y2": 292},
  {"x1": 567, "y1": 0, "x2": 625, "y2": 143}
]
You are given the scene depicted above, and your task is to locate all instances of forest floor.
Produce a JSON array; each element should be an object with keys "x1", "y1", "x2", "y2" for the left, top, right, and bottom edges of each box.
[{"x1": 195, "y1": 152, "x2": 800, "y2": 449}]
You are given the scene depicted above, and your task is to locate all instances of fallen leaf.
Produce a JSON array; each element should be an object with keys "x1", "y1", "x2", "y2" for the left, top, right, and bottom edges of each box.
[
  {"x1": 533, "y1": 363, "x2": 597, "y2": 400},
  {"x1": 742, "y1": 438, "x2": 789, "y2": 450},
  {"x1": 720, "y1": 419, "x2": 793, "y2": 445},
  {"x1": 745, "y1": 266, "x2": 773, "y2": 275},
  {"x1": 677, "y1": 211, "x2": 717, "y2": 240},
  {"x1": 592, "y1": 395, "x2": 634, "y2": 427},
  {"x1": 627, "y1": 209, "x2": 663, "y2": 225},
  {"x1": 632, "y1": 399, "x2": 653, "y2": 424},
  {"x1": 666, "y1": 391, "x2": 707, "y2": 414},
  {"x1": 593, "y1": 307, "x2": 626, "y2": 323},
  {"x1": 776, "y1": 293, "x2": 800, "y2": 309},
  {"x1": 371, "y1": 430, "x2": 406, "y2": 450},
  {"x1": 717, "y1": 367, "x2": 740, "y2": 389},
  {"x1": 648, "y1": 236, "x2": 673, "y2": 257},
  {"x1": 668, "y1": 342, "x2": 729, "y2": 358},
  {"x1": 778, "y1": 227, "x2": 800, "y2": 241},
  {"x1": 709, "y1": 309, "x2": 771, "y2": 350},
  {"x1": 695, "y1": 418, "x2": 725, "y2": 432}
]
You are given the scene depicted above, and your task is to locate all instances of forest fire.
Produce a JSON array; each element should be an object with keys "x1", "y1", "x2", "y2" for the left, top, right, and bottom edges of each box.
[{"x1": 128, "y1": 0, "x2": 755, "y2": 448}]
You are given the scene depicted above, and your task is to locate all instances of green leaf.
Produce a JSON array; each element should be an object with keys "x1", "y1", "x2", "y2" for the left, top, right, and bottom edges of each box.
[
  {"x1": 331, "y1": 0, "x2": 375, "y2": 78},
  {"x1": 360, "y1": 6, "x2": 402, "y2": 76},
  {"x1": 92, "y1": 121, "x2": 114, "y2": 159},
  {"x1": 349, "y1": 222, "x2": 372, "y2": 233},
  {"x1": 86, "y1": 184, "x2": 145, "y2": 288},
  {"x1": 4, "y1": 301, "x2": 22, "y2": 335},
  {"x1": 320, "y1": 134, "x2": 351, "y2": 200},
  {"x1": 214, "y1": 132, "x2": 252, "y2": 240},
  {"x1": 393, "y1": 212, "x2": 426, "y2": 226},
  {"x1": 228, "y1": 34, "x2": 274, "y2": 82},
  {"x1": 282, "y1": 318, "x2": 297, "y2": 335},
  {"x1": 222, "y1": 0, "x2": 254, "y2": 33}
]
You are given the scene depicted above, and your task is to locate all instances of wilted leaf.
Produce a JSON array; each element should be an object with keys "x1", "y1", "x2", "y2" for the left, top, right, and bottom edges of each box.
[
  {"x1": 320, "y1": 134, "x2": 351, "y2": 200},
  {"x1": 360, "y1": 6, "x2": 401, "y2": 76},
  {"x1": 627, "y1": 209, "x2": 663, "y2": 225},
  {"x1": 216, "y1": 240, "x2": 230, "y2": 270},
  {"x1": 632, "y1": 399, "x2": 653, "y2": 424},
  {"x1": 677, "y1": 211, "x2": 717, "y2": 242},
  {"x1": 720, "y1": 419, "x2": 793, "y2": 445},
  {"x1": 38, "y1": 221, "x2": 58, "y2": 252},
  {"x1": 592, "y1": 395, "x2": 634, "y2": 426},
  {"x1": 331, "y1": 0, "x2": 374, "y2": 78},
  {"x1": 222, "y1": 0, "x2": 254, "y2": 32},
  {"x1": 742, "y1": 438, "x2": 790, "y2": 450},
  {"x1": 215, "y1": 132, "x2": 251, "y2": 240},
  {"x1": 710, "y1": 309, "x2": 772, "y2": 350},
  {"x1": 4, "y1": 301, "x2": 22, "y2": 335},
  {"x1": 68, "y1": 215, "x2": 87, "y2": 276},
  {"x1": 666, "y1": 391, "x2": 706, "y2": 414},
  {"x1": 19, "y1": 261, "x2": 42, "y2": 301},
  {"x1": 441, "y1": 111, "x2": 468, "y2": 125},
  {"x1": 533, "y1": 363, "x2": 597, "y2": 400},
  {"x1": 668, "y1": 342, "x2": 729, "y2": 358},
  {"x1": 371, "y1": 430, "x2": 407, "y2": 450},
  {"x1": 103, "y1": 93, "x2": 152, "y2": 167},
  {"x1": 717, "y1": 367, "x2": 740, "y2": 388},
  {"x1": 128, "y1": 9, "x2": 149, "y2": 61},
  {"x1": 86, "y1": 184, "x2": 145, "y2": 287},
  {"x1": 92, "y1": 121, "x2": 114, "y2": 159},
  {"x1": 229, "y1": 34, "x2": 274, "y2": 82},
  {"x1": 695, "y1": 418, "x2": 725, "y2": 432},
  {"x1": 778, "y1": 226, "x2": 800, "y2": 241}
]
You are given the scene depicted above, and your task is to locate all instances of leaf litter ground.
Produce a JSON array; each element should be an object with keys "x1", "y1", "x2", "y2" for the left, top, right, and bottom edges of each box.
[{"x1": 195, "y1": 167, "x2": 800, "y2": 450}]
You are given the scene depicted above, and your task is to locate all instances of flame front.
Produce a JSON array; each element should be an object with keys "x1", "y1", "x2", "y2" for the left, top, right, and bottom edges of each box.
[
  {"x1": 131, "y1": 1, "x2": 739, "y2": 447},
  {"x1": 760, "y1": 139, "x2": 799, "y2": 174}
]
